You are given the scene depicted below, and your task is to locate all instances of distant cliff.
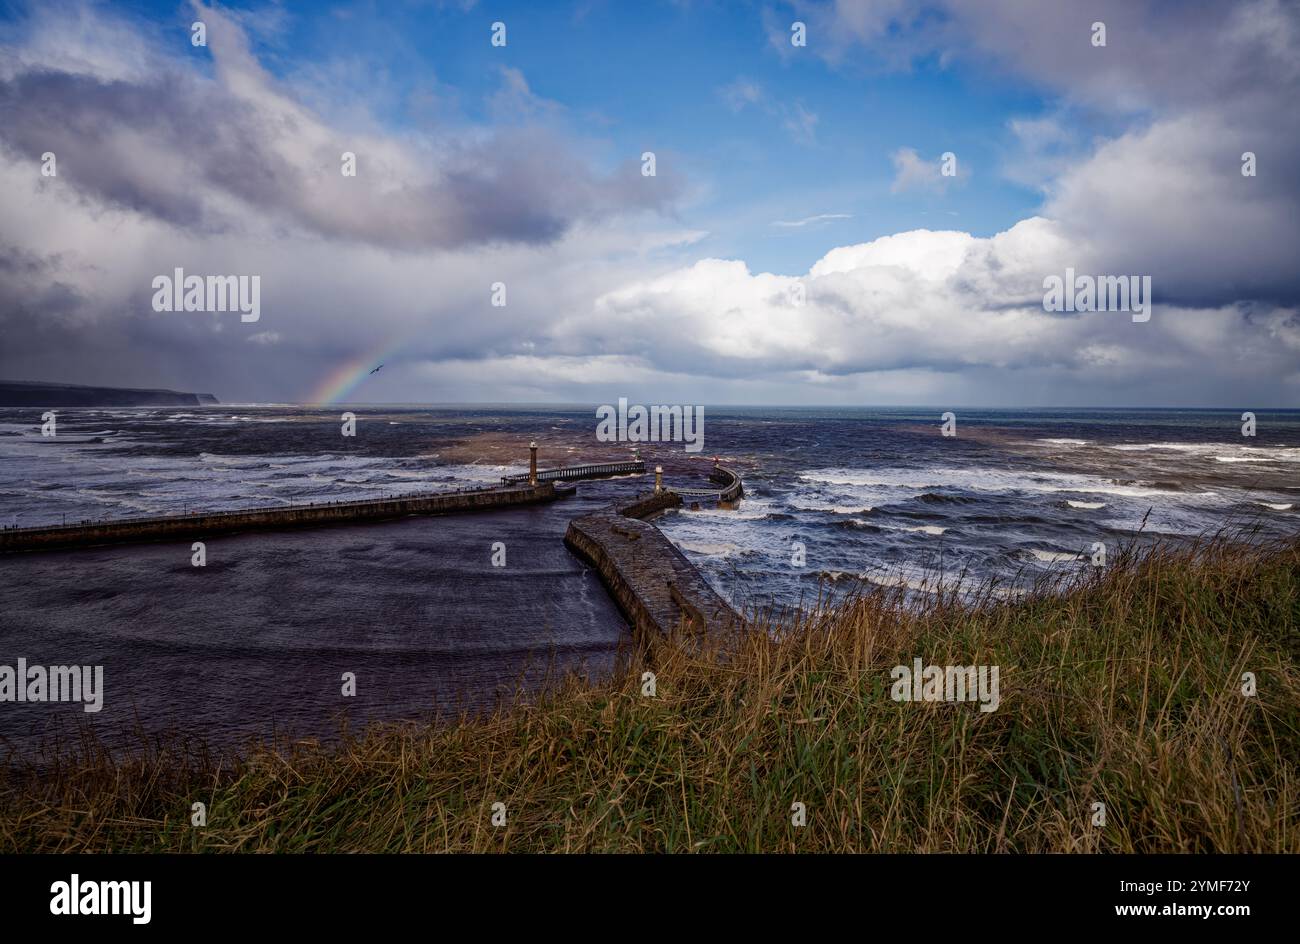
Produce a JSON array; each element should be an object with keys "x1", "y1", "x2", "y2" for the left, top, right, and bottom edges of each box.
[{"x1": 0, "y1": 380, "x2": 219, "y2": 407}]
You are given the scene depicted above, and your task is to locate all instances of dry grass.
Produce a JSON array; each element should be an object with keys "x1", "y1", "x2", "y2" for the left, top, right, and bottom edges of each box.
[{"x1": 1, "y1": 536, "x2": 1297, "y2": 852}]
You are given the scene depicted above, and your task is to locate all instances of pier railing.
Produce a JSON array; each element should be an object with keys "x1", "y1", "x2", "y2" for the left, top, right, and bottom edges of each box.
[
  {"x1": 501, "y1": 460, "x2": 645, "y2": 485},
  {"x1": 671, "y1": 465, "x2": 744, "y2": 503}
]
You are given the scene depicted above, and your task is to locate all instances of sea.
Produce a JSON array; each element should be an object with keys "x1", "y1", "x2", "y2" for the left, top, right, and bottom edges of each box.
[{"x1": 1, "y1": 405, "x2": 1297, "y2": 760}]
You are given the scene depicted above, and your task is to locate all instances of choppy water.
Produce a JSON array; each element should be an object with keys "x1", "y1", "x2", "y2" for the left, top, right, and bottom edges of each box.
[
  {"x1": 1, "y1": 405, "x2": 1297, "y2": 759},
  {"x1": 655, "y1": 407, "x2": 1300, "y2": 607}
]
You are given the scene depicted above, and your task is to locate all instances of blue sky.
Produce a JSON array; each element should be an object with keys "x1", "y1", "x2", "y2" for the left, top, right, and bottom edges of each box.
[
  {"x1": 1, "y1": 1, "x2": 1297, "y2": 406},
  {"x1": 130, "y1": 0, "x2": 1051, "y2": 271}
]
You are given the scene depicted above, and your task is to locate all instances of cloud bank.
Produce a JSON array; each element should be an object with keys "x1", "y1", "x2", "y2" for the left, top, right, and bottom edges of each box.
[{"x1": 0, "y1": 0, "x2": 1296, "y2": 406}]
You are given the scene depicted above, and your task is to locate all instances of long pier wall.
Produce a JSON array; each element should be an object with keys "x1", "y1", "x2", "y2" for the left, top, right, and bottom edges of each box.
[
  {"x1": 563, "y1": 487, "x2": 740, "y2": 643},
  {"x1": 0, "y1": 483, "x2": 559, "y2": 553}
]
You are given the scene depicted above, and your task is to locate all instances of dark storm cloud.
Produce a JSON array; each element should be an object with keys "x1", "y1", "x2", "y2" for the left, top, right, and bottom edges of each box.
[
  {"x1": 0, "y1": 246, "x2": 86, "y2": 325},
  {"x1": 0, "y1": 60, "x2": 678, "y2": 251},
  {"x1": 0, "y1": 70, "x2": 219, "y2": 228}
]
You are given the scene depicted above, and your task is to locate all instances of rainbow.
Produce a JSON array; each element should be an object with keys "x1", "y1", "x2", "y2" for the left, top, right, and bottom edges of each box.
[{"x1": 304, "y1": 339, "x2": 403, "y2": 406}]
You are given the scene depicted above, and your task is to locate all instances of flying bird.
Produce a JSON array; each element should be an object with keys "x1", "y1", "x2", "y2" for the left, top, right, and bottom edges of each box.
[{"x1": 369, "y1": 364, "x2": 383, "y2": 375}]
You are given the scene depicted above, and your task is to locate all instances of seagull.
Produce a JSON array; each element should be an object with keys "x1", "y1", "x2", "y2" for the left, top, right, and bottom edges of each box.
[{"x1": 369, "y1": 364, "x2": 384, "y2": 375}]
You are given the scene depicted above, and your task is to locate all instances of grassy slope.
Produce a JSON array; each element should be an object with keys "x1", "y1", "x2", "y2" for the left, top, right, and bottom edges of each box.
[{"x1": 2, "y1": 538, "x2": 1297, "y2": 853}]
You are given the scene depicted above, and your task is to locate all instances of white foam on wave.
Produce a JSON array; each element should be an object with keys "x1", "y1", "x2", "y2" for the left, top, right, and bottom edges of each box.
[
  {"x1": 383, "y1": 469, "x2": 441, "y2": 480},
  {"x1": 1112, "y1": 443, "x2": 1203, "y2": 453},
  {"x1": 71, "y1": 488, "x2": 154, "y2": 513},
  {"x1": 676, "y1": 541, "x2": 742, "y2": 557},
  {"x1": 798, "y1": 466, "x2": 1174, "y2": 500},
  {"x1": 1066, "y1": 500, "x2": 1106, "y2": 509},
  {"x1": 678, "y1": 490, "x2": 778, "y2": 521},
  {"x1": 858, "y1": 570, "x2": 949, "y2": 593},
  {"x1": 790, "y1": 501, "x2": 873, "y2": 514},
  {"x1": 1113, "y1": 442, "x2": 1300, "y2": 463},
  {"x1": 904, "y1": 525, "x2": 947, "y2": 535},
  {"x1": 1256, "y1": 502, "x2": 1293, "y2": 511},
  {"x1": 1030, "y1": 549, "x2": 1084, "y2": 564}
]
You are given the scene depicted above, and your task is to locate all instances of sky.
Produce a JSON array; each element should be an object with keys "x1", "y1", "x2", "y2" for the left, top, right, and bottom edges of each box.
[{"x1": 0, "y1": 0, "x2": 1297, "y2": 407}]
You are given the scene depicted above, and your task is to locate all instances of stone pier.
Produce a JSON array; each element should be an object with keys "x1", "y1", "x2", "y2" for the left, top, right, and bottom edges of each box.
[
  {"x1": 563, "y1": 485, "x2": 741, "y2": 644},
  {"x1": 0, "y1": 483, "x2": 560, "y2": 553}
]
